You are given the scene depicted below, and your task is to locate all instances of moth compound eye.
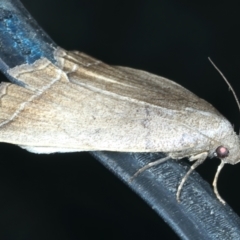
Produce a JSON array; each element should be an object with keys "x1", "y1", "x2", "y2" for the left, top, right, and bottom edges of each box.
[{"x1": 215, "y1": 146, "x2": 229, "y2": 158}]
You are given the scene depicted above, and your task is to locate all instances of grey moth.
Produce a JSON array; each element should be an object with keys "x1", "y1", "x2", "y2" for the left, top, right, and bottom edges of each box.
[{"x1": 0, "y1": 47, "x2": 238, "y2": 204}]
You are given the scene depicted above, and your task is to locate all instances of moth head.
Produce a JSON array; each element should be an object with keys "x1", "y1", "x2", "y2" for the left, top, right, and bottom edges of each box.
[
  {"x1": 208, "y1": 58, "x2": 240, "y2": 165},
  {"x1": 214, "y1": 135, "x2": 240, "y2": 165},
  {"x1": 215, "y1": 146, "x2": 229, "y2": 159}
]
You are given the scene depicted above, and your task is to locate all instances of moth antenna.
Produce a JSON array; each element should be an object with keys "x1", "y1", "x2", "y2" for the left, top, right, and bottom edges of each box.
[{"x1": 208, "y1": 57, "x2": 240, "y2": 113}]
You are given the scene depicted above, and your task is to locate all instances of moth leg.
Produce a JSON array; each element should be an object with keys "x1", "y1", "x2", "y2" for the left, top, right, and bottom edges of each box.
[
  {"x1": 130, "y1": 156, "x2": 170, "y2": 181},
  {"x1": 177, "y1": 152, "x2": 208, "y2": 202},
  {"x1": 213, "y1": 160, "x2": 225, "y2": 205}
]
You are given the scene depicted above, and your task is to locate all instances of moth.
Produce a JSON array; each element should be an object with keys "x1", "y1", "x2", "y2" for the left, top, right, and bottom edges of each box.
[{"x1": 0, "y1": 47, "x2": 239, "y2": 204}]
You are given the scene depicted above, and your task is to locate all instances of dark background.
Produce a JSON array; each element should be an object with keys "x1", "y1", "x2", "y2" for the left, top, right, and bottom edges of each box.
[{"x1": 1, "y1": 0, "x2": 240, "y2": 239}]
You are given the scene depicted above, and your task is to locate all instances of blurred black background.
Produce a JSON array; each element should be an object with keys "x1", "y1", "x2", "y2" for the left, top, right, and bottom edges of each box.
[{"x1": 1, "y1": 0, "x2": 240, "y2": 239}]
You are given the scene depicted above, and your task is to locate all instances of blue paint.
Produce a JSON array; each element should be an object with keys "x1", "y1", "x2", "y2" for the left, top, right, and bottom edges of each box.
[
  {"x1": 1, "y1": 14, "x2": 40, "y2": 60},
  {"x1": 0, "y1": 7, "x2": 56, "y2": 73}
]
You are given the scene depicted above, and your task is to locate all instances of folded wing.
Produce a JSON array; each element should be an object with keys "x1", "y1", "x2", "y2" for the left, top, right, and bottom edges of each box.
[{"x1": 0, "y1": 48, "x2": 227, "y2": 154}]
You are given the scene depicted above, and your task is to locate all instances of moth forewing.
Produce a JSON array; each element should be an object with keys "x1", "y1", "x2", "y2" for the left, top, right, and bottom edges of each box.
[{"x1": 1, "y1": 47, "x2": 240, "y2": 204}]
